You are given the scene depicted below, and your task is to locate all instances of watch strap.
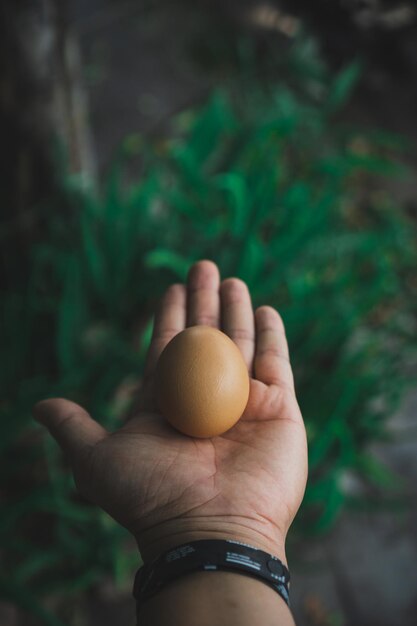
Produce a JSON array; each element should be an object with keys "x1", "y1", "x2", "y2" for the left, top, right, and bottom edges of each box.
[{"x1": 133, "y1": 539, "x2": 290, "y2": 610}]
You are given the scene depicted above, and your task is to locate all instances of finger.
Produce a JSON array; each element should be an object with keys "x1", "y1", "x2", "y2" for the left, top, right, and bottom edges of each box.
[
  {"x1": 254, "y1": 306, "x2": 295, "y2": 391},
  {"x1": 33, "y1": 398, "x2": 107, "y2": 464},
  {"x1": 186, "y1": 260, "x2": 220, "y2": 327},
  {"x1": 220, "y1": 277, "x2": 255, "y2": 372},
  {"x1": 143, "y1": 283, "x2": 187, "y2": 380}
]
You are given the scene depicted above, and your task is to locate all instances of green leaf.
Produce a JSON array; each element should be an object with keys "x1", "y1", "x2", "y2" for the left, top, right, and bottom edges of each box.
[
  {"x1": 355, "y1": 453, "x2": 405, "y2": 491},
  {"x1": 139, "y1": 317, "x2": 155, "y2": 361},
  {"x1": 57, "y1": 257, "x2": 87, "y2": 372},
  {"x1": 214, "y1": 173, "x2": 248, "y2": 237},
  {"x1": 80, "y1": 210, "x2": 106, "y2": 298},
  {"x1": 326, "y1": 60, "x2": 361, "y2": 113},
  {"x1": 187, "y1": 91, "x2": 238, "y2": 166},
  {"x1": 316, "y1": 473, "x2": 346, "y2": 531},
  {"x1": 144, "y1": 249, "x2": 192, "y2": 280}
]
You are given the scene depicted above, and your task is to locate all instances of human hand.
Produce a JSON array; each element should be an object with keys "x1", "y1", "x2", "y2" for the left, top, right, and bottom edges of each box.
[{"x1": 34, "y1": 260, "x2": 308, "y2": 565}]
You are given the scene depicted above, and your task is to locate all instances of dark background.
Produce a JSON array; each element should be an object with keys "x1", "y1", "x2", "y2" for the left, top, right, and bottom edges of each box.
[{"x1": 1, "y1": 2, "x2": 417, "y2": 625}]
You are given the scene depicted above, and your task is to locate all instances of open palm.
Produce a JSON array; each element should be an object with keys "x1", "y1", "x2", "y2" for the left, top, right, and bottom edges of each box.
[{"x1": 34, "y1": 261, "x2": 308, "y2": 564}]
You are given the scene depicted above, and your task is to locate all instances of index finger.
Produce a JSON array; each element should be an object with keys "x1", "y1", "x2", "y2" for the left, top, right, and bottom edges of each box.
[{"x1": 143, "y1": 283, "x2": 187, "y2": 381}]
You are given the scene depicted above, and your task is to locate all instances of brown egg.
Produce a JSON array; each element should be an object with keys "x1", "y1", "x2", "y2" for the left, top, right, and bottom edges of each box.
[{"x1": 155, "y1": 325, "x2": 250, "y2": 438}]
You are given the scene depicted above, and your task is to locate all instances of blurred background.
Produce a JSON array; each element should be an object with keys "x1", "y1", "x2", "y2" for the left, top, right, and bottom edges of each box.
[{"x1": 1, "y1": 1, "x2": 417, "y2": 625}]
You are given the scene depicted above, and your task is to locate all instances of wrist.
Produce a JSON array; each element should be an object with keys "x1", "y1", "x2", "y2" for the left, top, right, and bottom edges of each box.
[
  {"x1": 138, "y1": 570, "x2": 295, "y2": 626},
  {"x1": 134, "y1": 516, "x2": 288, "y2": 566}
]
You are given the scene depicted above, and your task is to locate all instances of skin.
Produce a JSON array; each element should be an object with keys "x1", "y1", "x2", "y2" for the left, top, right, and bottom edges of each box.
[{"x1": 34, "y1": 260, "x2": 308, "y2": 625}]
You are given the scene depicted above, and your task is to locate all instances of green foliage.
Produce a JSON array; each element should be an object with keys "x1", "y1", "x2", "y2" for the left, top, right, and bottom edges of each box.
[{"x1": 1, "y1": 38, "x2": 416, "y2": 623}]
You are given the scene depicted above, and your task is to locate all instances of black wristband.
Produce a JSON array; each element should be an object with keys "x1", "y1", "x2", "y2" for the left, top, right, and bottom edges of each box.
[{"x1": 133, "y1": 539, "x2": 290, "y2": 614}]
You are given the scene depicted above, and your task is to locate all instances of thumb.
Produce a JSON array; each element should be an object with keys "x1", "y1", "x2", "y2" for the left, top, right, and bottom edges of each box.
[{"x1": 33, "y1": 398, "x2": 108, "y2": 465}]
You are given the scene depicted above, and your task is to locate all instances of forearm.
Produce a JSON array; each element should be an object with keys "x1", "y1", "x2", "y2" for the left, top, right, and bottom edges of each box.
[{"x1": 137, "y1": 569, "x2": 295, "y2": 626}]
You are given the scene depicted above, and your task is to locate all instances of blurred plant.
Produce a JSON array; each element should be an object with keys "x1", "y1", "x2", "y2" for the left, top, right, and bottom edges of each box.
[{"x1": 1, "y1": 36, "x2": 416, "y2": 624}]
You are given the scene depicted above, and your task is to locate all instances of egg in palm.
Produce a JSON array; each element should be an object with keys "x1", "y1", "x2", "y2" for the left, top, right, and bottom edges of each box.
[{"x1": 155, "y1": 326, "x2": 250, "y2": 438}]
